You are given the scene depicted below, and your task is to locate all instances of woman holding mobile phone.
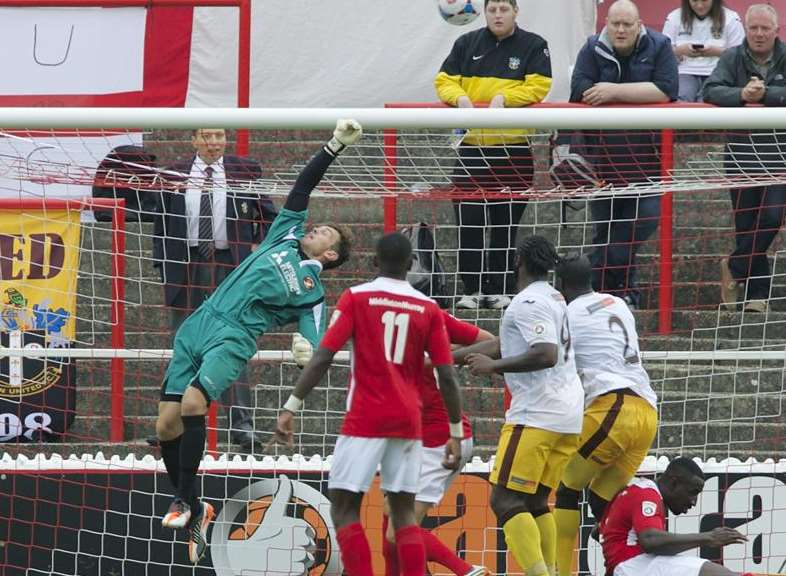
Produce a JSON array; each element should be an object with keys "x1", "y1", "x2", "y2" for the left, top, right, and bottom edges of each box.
[{"x1": 663, "y1": 0, "x2": 744, "y2": 101}]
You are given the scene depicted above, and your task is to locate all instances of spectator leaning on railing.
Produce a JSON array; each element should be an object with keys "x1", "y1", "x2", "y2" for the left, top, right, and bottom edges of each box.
[
  {"x1": 662, "y1": 0, "x2": 744, "y2": 102},
  {"x1": 435, "y1": 0, "x2": 552, "y2": 310},
  {"x1": 703, "y1": 3, "x2": 786, "y2": 314},
  {"x1": 569, "y1": 0, "x2": 678, "y2": 309}
]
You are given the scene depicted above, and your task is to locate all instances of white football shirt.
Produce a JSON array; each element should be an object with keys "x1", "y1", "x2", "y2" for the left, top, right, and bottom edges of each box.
[
  {"x1": 662, "y1": 7, "x2": 744, "y2": 76},
  {"x1": 567, "y1": 291, "x2": 657, "y2": 409},
  {"x1": 500, "y1": 281, "x2": 583, "y2": 434}
]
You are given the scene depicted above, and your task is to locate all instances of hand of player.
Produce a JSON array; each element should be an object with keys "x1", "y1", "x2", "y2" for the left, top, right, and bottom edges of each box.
[
  {"x1": 742, "y1": 77, "x2": 766, "y2": 103},
  {"x1": 442, "y1": 437, "x2": 462, "y2": 470},
  {"x1": 457, "y1": 95, "x2": 474, "y2": 108},
  {"x1": 291, "y1": 332, "x2": 313, "y2": 368},
  {"x1": 489, "y1": 94, "x2": 505, "y2": 108},
  {"x1": 703, "y1": 527, "x2": 748, "y2": 547},
  {"x1": 581, "y1": 82, "x2": 619, "y2": 106},
  {"x1": 334, "y1": 118, "x2": 363, "y2": 146},
  {"x1": 273, "y1": 410, "x2": 295, "y2": 447},
  {"x1": 326, "y1": 118, "x2": 363, "y2": 155},
  {"x1": 466, "y1": 353, "x2": 496, "y2": 375}
]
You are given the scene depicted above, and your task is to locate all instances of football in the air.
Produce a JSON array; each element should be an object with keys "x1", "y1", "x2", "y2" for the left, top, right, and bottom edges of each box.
[{"x1": 438, "y1": 0, "x2": 483, "y2": 26}]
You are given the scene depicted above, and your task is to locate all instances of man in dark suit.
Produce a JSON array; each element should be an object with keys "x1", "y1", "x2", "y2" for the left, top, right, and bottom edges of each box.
[{"x1": 152, "y1": 128, "x2": 277, "y2": 452}]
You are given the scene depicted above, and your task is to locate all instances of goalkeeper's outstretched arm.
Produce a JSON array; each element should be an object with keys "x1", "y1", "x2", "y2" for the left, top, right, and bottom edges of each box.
[{"x1": 283, "y1": 119, "x2": 362, "y2": 213}]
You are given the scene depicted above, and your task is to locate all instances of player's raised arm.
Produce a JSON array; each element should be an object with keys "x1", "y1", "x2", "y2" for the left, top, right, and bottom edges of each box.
[
  {"x1": 274, "y1": 291, "x2": 355, "y2": 446},
  {"x1": 452, "y1": 337, "x2": 501, "y2": 366},
  {"x1": 283, "y1": 119, "x2": 362, "y2": 213},
  {"x1": 467, "y1": 299, "x2": 559, "y2": 375}
]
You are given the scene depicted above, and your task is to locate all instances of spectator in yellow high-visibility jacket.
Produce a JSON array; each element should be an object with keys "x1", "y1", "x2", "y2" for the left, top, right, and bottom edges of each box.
[{"x1": 435, "y1": 0, "x2": 552, "y2": 310}]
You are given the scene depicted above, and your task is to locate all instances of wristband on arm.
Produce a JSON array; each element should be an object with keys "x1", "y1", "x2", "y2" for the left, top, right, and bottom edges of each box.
[
  {"x1": 449, "y1": 421, "x2": 463, "y2": 439},
  {"x1": 325, "y1": 137, "x2": 345, "y2": 157},
  {"x1": 283, "y1": 395, "x2": 304, "y2": 413}
]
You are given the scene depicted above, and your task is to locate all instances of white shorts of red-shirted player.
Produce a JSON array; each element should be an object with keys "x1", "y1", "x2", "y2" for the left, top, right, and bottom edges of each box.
[
  {"x1": 416, "y1": 438, "x2": 474, "y2": 503},
  {"x1": 328, "y1": 436, "x2": 423, "y2": 494},
  {"x1": 615, "y1": 553, "x2": 706, "y2": 576}
]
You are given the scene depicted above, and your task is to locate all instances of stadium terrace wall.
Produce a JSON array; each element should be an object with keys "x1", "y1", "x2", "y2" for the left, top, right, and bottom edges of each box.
[{"x1": 0, "y1": 456, "x2": 784, "y2": 575}]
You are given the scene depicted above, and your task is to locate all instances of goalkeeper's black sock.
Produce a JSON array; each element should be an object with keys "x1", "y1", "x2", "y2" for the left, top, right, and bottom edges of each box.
[
  {"x1": 178, "y1": 415, "x2": 206, "y2": 511},
  {"x1": 159, "y1": 435, "x2": 182, "y2": 490}
]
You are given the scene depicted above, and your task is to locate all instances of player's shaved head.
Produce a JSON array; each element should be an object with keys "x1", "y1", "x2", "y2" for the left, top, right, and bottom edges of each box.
[
  {"x1": 556, "y1": 254, "x2": 592, "y2": 288},
  {"x1": 659, "y1": 456, "x2": 705, "y2": 515},
  {"x1": 556, "y1": 253, "x2": 593, "y2": 302},
  {"x1": 376, "y1": 232, "x2": 413, "y2": 278},
  {"x1": 664, "y1": 456, "x2": 704, "y2": 481}
]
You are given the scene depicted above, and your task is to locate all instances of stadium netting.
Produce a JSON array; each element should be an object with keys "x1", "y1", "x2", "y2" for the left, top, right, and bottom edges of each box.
[{"x1": 0, "y1": 106, "x2": 783, "y2": 574}]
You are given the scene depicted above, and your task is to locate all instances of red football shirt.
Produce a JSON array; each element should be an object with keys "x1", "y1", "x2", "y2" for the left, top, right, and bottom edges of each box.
[
  {"x1": 320, "y1": 277, "x2": 453, "y2": 439},
  {"x1": 420, "y1": 311, "x2": 475, "y2": 447},
  {"x1": 599, "y1": 478, "x2": 666, "y2": 574}
]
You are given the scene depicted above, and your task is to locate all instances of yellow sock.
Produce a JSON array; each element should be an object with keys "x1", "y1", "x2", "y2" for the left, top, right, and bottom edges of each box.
[
  {"x1": 535, "y1": 512, "x2": 557, "y2": 576},
  {"x1": 503, "y1": 512, "x2": 548, "y2": 576},
  {"x1": 553, "y1": 508, "x2": 581, "y2": 576}
]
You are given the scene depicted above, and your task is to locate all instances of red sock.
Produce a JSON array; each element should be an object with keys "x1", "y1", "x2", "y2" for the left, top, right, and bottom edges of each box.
[
  {"x1": 396, "y1": 525, "x2": 426, "y2": 576},
  {"x1": 336, "y1": 523, "x2": 373, "y2": 576},
  {"x1": 382, "y1": 515, "x2": 399, "y2": 576},
  {"x1": 421, "y1": 527, "x2": 473, "y2": 575}
]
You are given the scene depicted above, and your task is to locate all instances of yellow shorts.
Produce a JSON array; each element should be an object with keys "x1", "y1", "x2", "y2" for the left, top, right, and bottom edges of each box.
[
  {"x1": 561, "y1": 390, "x2": 658, "y2": 501},
  {"x1": 490, "y1": 424, "x2": 580, "y2": 494}
]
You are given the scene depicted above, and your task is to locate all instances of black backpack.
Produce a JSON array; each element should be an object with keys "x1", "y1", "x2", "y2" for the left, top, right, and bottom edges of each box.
[
  {"x1": 401, "y1": 222, "x2": 449, "y2": 308},
  {"x1": 92, "y1": 145, "x2": 160, "y2": 222}
]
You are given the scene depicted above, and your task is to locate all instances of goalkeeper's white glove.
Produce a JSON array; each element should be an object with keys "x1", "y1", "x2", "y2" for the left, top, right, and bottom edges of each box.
[
  {"x1": 326, "y1": 119, "x2": 363, "y2": 155},
  {"x1": 291, "y1": 332, "x2": 314, "y2": 368}
]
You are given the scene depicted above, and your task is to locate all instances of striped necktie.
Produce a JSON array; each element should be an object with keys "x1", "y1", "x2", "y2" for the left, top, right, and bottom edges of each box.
[{"x1": 197, "y1": 166, "x2": 214, "y2": 260}]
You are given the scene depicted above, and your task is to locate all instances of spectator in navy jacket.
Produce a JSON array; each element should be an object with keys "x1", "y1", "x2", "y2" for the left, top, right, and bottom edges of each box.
[{"x1": 569, "y1": 0, "x2": 678, "y2": 308}]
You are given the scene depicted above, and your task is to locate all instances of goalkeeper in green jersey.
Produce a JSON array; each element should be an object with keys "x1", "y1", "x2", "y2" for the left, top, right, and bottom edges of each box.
[{"x1": 154, "y1": 119, "x2": 362, "y2": 564}]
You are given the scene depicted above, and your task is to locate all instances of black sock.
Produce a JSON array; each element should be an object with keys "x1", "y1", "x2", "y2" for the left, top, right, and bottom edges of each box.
[
  {"x1": 178, "y1": 415, "x2": 206, "y2": 511},
  {"x1": 159, "y1": 436, "x2": 182, "y2": 490}
]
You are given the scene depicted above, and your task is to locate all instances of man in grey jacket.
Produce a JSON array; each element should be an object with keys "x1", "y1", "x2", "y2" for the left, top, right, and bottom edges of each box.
[{"x1": 704, "y1": 3, "x2": 786, "y2": 313}]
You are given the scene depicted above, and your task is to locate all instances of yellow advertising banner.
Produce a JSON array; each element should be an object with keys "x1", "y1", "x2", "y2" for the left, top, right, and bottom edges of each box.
[{"x1": 0, "y1": 209, "x2": 81, "y2": 342}]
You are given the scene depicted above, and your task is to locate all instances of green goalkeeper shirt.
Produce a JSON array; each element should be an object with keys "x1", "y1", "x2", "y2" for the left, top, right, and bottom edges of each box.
[{"x1": 204, "y1": 207, "x2": 326, "y2": 348}]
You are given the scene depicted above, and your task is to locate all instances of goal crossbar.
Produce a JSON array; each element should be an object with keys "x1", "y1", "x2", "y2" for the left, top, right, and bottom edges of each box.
[{"x1": 1, "y1": 104, "x2": 786, "y2": 130}]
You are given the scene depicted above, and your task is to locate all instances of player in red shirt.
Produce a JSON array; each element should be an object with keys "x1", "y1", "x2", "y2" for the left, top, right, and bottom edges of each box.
[
  {"x1": 274, "y1": 232, "x2": 464, "y2": 576},
  {"x1": 599, "y1": 457, "x2": 749, "y2": 576},
  {"x1": 382, "y1": 311, "x2": 493, "y2": 576}
]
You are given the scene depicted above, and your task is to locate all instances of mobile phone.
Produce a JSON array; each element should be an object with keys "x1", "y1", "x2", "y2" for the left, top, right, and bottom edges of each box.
[{"x1": 691, "y1": 43, "x2": 705, "y2": 50}]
